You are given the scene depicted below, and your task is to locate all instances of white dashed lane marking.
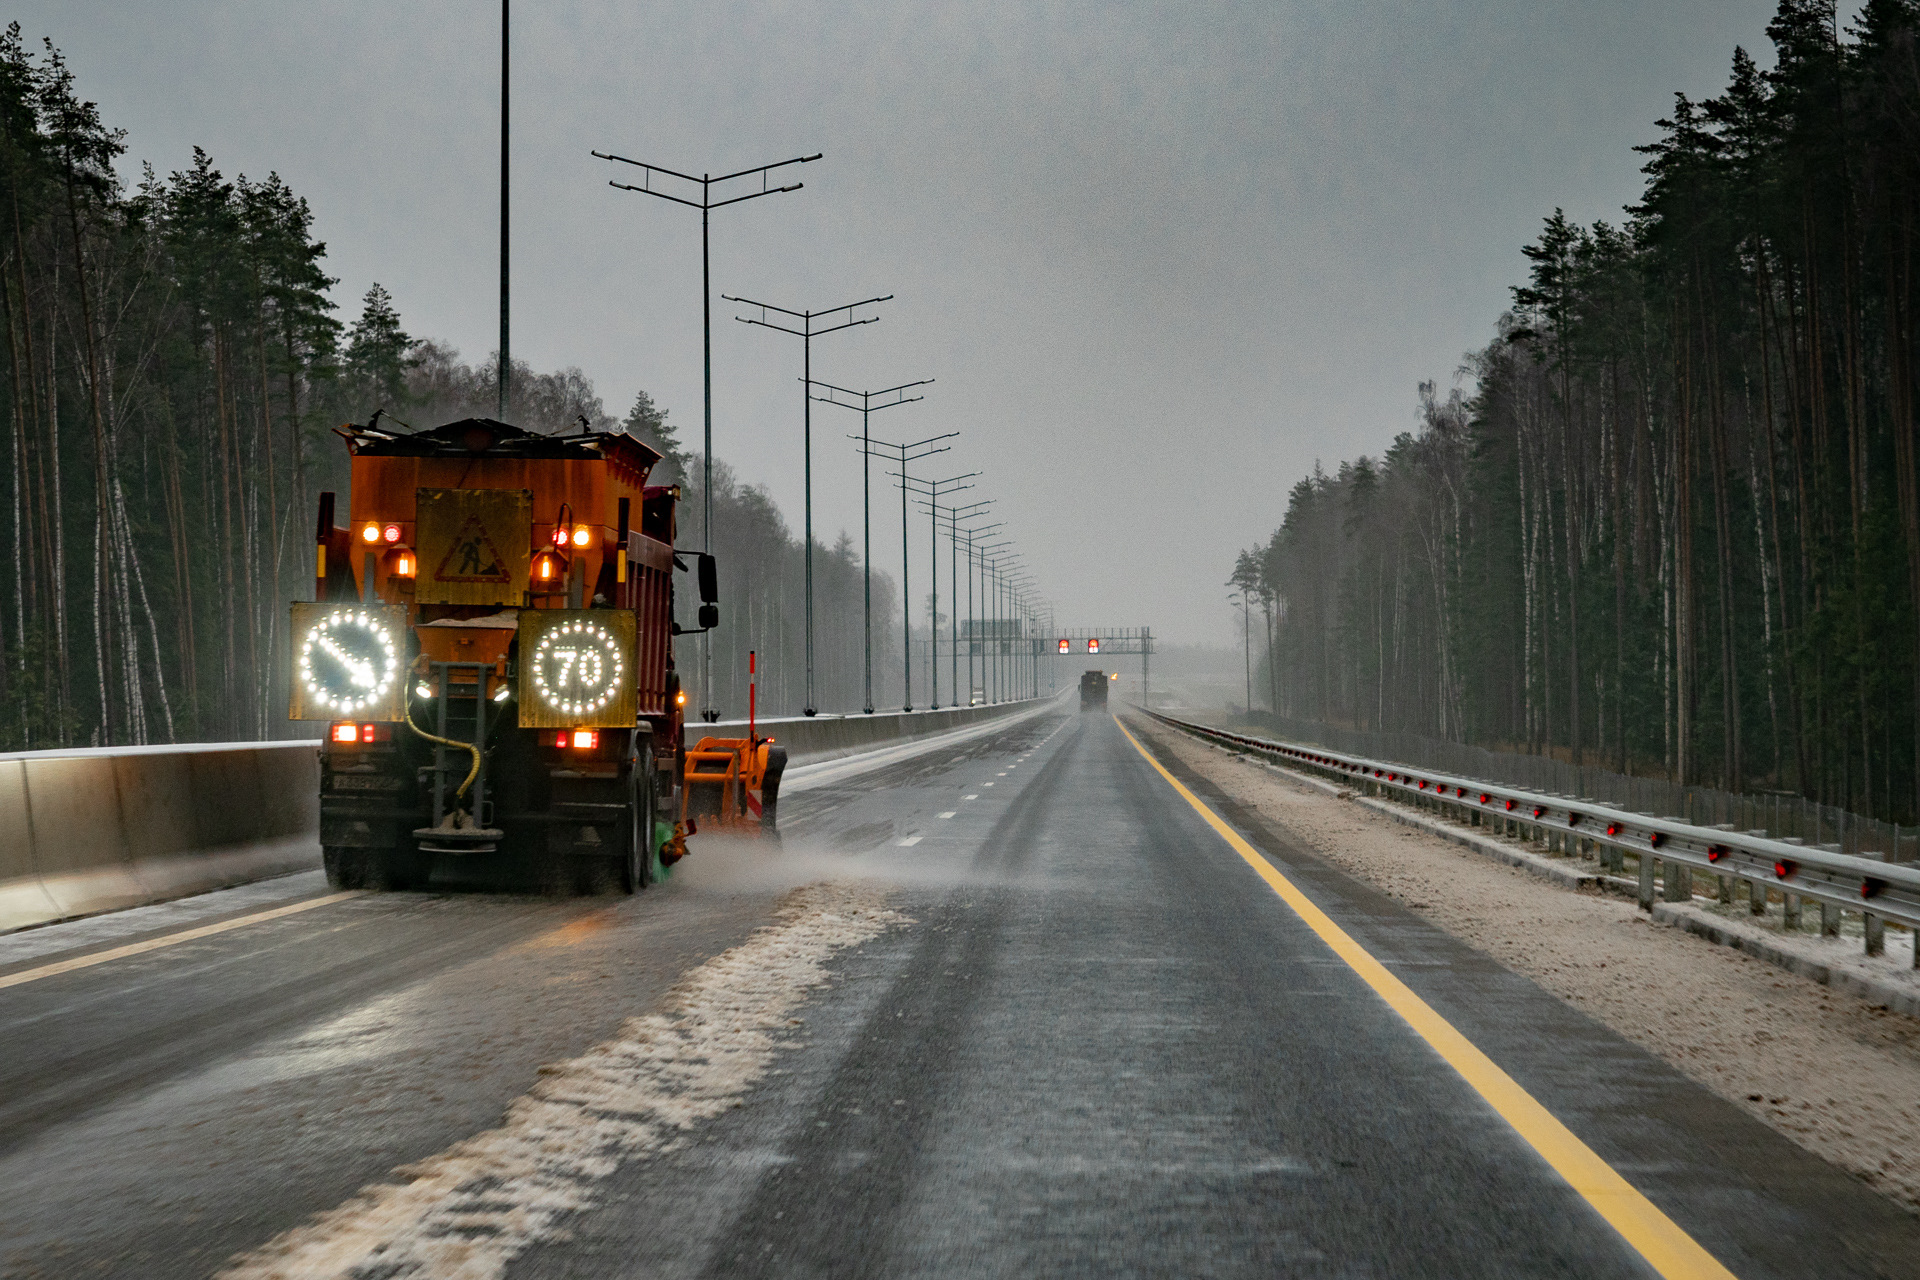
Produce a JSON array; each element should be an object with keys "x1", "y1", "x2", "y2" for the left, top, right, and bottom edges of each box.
[
  {"x1": 897, "y1": 835, "x2": 924, "y2": 847},
  {"x1": 938, "y1": 812, "x2": 957, "y2": 820}
]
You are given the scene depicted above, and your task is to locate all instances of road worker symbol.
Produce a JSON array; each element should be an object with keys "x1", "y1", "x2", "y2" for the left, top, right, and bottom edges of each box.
[{"x1": 435, "y1": 516, "x2": 510, "y2": 582}]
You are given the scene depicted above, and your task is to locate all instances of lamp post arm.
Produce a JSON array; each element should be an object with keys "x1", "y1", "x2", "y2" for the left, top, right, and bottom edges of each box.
[
  {"x1": 606, "y1": 182, "x2": 708, "y2": 210},
  {"x1": 709, "y1": 152, "x2": 822, "y2": 184},
  {"x1": 706, "y1": 183, "x2": 805, "y2": 210}
]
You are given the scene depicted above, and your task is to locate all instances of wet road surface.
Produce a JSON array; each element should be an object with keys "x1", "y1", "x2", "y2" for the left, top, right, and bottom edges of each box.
[{"x1": 2, "y1": 706, "x2": 1916, "y2": 1278}]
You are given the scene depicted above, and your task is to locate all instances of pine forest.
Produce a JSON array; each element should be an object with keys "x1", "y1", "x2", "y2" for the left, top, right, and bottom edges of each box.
[
  {"x1": 0, "y1": 26, "x2": 908, "y2": 747},
  {"x1": 1235, "y1": 1, "x2": 1920, "y2": 824}
]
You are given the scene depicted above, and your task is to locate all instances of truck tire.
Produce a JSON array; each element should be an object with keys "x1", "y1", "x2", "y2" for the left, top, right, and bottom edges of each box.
[
  {"x1": 621, "y1": 759, "x2": 654, "y2": 894},
  {"x1": 322, "y1": 846, "x2": 367, "y2": 890},
  {"x1": 366, "y1": 846, "x2": 433, "y2": 891}
]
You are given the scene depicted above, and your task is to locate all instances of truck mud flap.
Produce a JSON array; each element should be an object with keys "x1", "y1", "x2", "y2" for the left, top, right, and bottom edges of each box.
[{"x1": 759, "y1": 745, "x2": 788, "y2": 832}]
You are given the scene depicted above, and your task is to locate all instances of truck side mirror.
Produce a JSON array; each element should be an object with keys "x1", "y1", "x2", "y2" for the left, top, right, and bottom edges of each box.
[
  {"x1": 698, "y1": 603, "x2": 719, "y2": 629},
  {"x1": 697, "y1": 553, "x2": 718, "y2": 604}
]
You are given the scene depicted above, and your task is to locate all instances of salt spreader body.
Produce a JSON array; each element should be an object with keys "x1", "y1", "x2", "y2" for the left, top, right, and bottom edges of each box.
[{"x1": 289, "y1": 417, "x2": 785, "y2": 892}]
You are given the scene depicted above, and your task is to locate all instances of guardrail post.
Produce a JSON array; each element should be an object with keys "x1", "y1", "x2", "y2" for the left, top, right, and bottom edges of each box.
[
  {"x1": 1820, "y1": 901, "x2": 1841, "y2": 937},
  {"x1": 1662, "y1": 857, "x2": 1691, "y2": 903},
  {"x1": 1749, "y1": 878, "x2": 1768, "y2": 915},
  {"x1": 1637, "y1": 852, "x2": 1655, "y2": 910},
  {"x1": 1865, "y1": 911, "x2": 1886, "y2": 957},
  {"x1": 1717, "y1": 873, "x2": 1733, "y2": 905},
  {"x1": 1783, "y1": 893, "x2": 1801, "y2": 931}
]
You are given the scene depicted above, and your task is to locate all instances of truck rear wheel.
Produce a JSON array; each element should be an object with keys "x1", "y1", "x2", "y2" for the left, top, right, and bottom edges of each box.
[
  {"x1": 621, "y1": 757, "x2": 655, "y2": 893},
  {"x1": 322, "y1": 846, "x2": 367, "y2": 890},
  {"x1": 366, "y1": 847, "x2": 434, "y2": 891}
]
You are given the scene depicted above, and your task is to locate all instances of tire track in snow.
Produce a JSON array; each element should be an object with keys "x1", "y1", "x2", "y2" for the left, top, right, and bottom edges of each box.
[{"x1": 218, "y1": 883, "x2": 905, "y2": 1280}]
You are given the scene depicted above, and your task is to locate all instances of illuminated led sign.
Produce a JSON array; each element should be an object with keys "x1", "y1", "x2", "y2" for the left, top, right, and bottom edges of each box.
[
  {"x1": 288, "y1": 603, "x2": 409, "y2": 721},
  {"x1": 530, "y1": 619, "x2": 626, "y2": 717},
  {"x1": 516, "y1": 609, "x2": 638, "y2": 727}
]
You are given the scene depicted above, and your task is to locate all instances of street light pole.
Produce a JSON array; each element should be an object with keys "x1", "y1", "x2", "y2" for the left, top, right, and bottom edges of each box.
[
  {"x1": 1006, "y1": 574, "x2": 1037, "y2": 699},
  {"x1": 858, "y1": 434, "x2": 955, "y2": 710},
  {"x1": 902, "y1": 473, "x2": 976, "y2": 708},
  {"x1": 593, "y1": 147, "x2": 820, "y2": 721},
  {"x1": 960, "y1": 523, "x2": 1002, "y2": 705},
  {"x1": 728, "y1": 294, "x2": 893, "y2": 716},
  {"x1": 499, "y1": 0, "x2": 510, "y2": 420},
  {"x1": 974, "y1": 541, "x2": 1013, "y2": 702},
  {"x1": 997, "y1": 561, "x2": 1027, "y2": 702},
  {"x1": 809, "y1": 379, "x2": 932, "y2": 713},
  {"x1": 937, "y1": 500, "x2": 993, "y2": 708}
]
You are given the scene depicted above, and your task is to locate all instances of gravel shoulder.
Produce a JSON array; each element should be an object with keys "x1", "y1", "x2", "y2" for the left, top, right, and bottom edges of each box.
[{"x1": 1132, "y1": 712, "x2": 1920, "y2": 1214}]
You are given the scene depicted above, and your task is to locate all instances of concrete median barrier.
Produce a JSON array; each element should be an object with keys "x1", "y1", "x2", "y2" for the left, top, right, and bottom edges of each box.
[
  {"x1": 0, "y1": 741, "x2": 321, "y2": 933},
  {"x1": 701, "y1": 697, "x2": 1048, "y2": 764},
  {"x1": 0, "y1": 698, "x2": 1053, "y2": 933}
]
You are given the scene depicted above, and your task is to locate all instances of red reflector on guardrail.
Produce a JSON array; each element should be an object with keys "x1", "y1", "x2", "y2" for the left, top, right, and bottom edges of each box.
[
  {"x1": 1649, "y1": 832, "x2": 1665, "y2": 849},
  {"x1": 1774, "y1": 859, "x2": 1797, "y2": 879},
  {"x1": 1505, "y1": 799, "x2": 1517, "y2": 811},
  {"x1": 1532, "y1": 806, "x2": 1545, "y2": 819},
  {"x1": 1606, "y1": 823, "x2": 1621, "y2": 837},
  {"x1": 1862, "y1": 878, "x2": 1887, "y2": 899},
  {"x1": 1706, "y1": 845, "x2": 1726, "y2": 862}
]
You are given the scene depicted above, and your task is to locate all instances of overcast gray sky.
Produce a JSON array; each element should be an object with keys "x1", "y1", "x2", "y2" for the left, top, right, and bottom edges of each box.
[{"x1": 42, "y1": 0, "x2": 1788, "y2": 644}]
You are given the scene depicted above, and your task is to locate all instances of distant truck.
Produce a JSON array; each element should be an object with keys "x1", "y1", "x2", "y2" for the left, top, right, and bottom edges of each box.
[{"x1": 1080, "y1": 669, "x2": 1109, "y2": 711}]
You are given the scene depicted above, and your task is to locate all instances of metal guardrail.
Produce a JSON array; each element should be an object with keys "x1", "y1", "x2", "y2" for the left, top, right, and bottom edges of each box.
[{"x1": 1145, "y1": 708, "x2": 1920, "y2": 958}]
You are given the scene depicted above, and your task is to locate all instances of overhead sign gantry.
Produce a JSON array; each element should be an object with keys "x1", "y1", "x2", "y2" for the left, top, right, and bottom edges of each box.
[{"x1": 1051, "y1": 627, "x2": 1154, "y2": 704}]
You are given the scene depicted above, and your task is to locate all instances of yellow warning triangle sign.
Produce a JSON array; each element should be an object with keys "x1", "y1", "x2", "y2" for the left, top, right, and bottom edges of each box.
[{"x1": 435, "y1": 514, "x2": 511, "y2": 582}]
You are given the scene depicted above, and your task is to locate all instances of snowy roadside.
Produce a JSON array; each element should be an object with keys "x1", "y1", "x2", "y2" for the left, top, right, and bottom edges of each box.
[{"x1": 1131, "y1": 711, "x2": 1920, "y2": 1214}]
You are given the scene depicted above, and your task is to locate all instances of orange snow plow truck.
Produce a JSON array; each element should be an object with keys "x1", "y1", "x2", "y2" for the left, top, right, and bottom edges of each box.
[{"x1": 290, "y1": 417, "x2": 786, "y2": 892}]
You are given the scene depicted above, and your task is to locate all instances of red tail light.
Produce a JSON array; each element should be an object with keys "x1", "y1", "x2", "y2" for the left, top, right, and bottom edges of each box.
[
  {"x1": 572, "y1": 730, "x2": 598, "y2": 750},
  {"x1": 332, "y1": 723, "x2": 360, "y2": 744}
]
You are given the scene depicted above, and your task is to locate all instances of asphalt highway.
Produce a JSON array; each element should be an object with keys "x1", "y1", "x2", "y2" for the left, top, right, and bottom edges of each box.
[{"x1": 3, "y1": 706, "x2": 1918, "y2": 1278}]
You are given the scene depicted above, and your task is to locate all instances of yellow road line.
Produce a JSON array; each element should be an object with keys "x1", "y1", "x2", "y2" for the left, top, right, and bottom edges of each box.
[
  {"x1": 0, "y1": 891, "x2": 362, "y2": 992},
  {"x1": 1114, "y1": 713, "x2": 1736, "y2": 1280}
]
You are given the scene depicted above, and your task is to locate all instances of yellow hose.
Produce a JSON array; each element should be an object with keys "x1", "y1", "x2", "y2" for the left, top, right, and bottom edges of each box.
[{"x1": 406, "y1": 705, "x2": 483, "y2": 800}]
